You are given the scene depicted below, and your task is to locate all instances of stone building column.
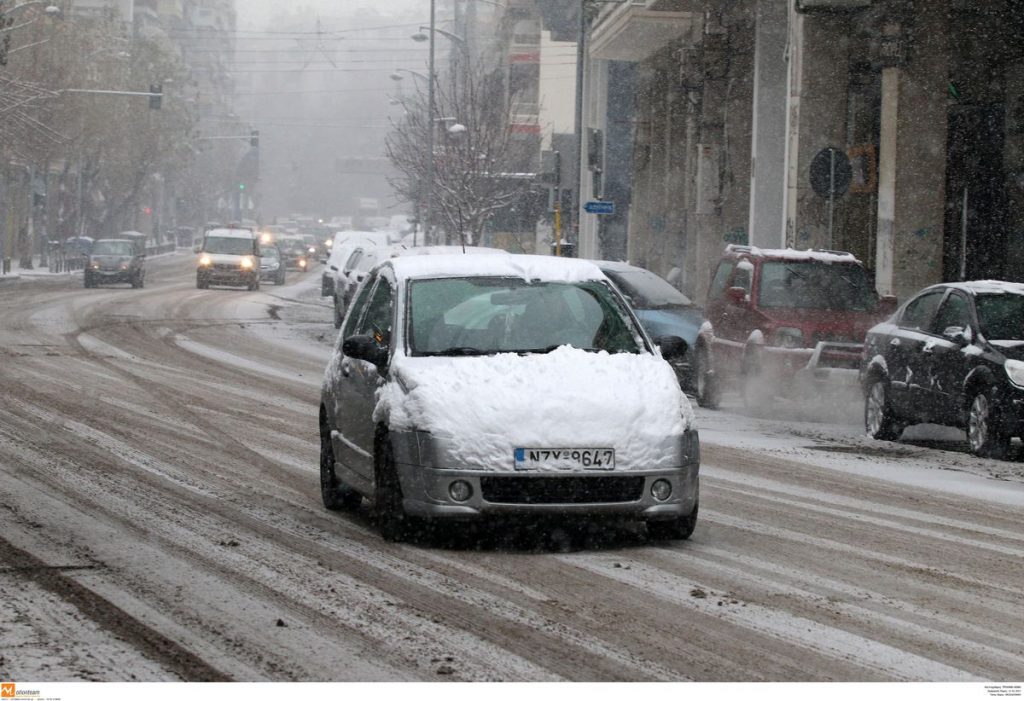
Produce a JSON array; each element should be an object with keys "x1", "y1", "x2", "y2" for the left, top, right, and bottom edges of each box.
[
  {"x1": 874, "y1": 6, "x2": 948, "y2": 299},
  {"x1": 748, "y1": 0, "x2": 788, "y2": 248}
]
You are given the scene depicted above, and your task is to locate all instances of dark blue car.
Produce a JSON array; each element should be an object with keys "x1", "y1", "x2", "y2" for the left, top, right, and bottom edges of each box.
[{"x1": 597, "y1": 261, "x2": 703, "y2": 390}]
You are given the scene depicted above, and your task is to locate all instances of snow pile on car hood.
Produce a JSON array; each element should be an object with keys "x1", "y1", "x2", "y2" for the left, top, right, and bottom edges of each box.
[{"x1": 375, "y1": 346, "x2": 694, "y2": 471}]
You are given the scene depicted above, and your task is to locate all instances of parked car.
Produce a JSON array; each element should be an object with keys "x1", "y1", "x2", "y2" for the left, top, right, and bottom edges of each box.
[
  {"x1": 862, "y1": 281, "x2": 1024, "y2": 459},
  {"x1": 331, "y1": 245, "x2": 387, "y2": 328},
  {"x1": 260, "y1": 245, "x2": 286, "y2": 286},
  {"x1": 195, "y1": 228, "x2": 261, "y2": 290},
  {"x1": 321, "y1": 231, "x2": 394, "y2": 297},
  {"x1": 319, "y1": 254, "x2": 700, "y2": 542},
  {"x1": 597, "y1": 260, "x2": 703, "y2": 390},
  {"x1": 697, "y1": 245, "x2": 897, "y2": 409},
  {"x1": 84, "y1": 238, "x2": 146, "y2": 289}
]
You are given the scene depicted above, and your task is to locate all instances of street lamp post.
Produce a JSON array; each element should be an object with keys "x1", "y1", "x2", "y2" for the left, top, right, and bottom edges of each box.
[{"x1": 425, "y1": 0, "x2": 436, "y2": 245}]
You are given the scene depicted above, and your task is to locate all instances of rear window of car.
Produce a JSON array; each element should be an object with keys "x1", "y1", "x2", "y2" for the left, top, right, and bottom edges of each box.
[
  {"x1": 758, "y1": 261, "x2": 877, "y2": 311},
  {"x1": 604, "y1": 268, "x2": 693, "y2": 309},
  {"x1": 899, "y1": 290, "x2": 945, "y2": 330}
]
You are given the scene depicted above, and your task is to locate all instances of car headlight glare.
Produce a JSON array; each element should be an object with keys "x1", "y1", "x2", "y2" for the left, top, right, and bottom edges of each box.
[
  {"x1": 240, "y1": 257, "x2": 254, "y2": 269},
  {"x1": 773, "y1": 327, "x2": 804, "y2": 349},
  {"x1": 1005, "y1": 359, "x2": 1024, "y2": 388},
  {"x1": 198, "y1": 255, "x2": 212, "y2": 267}
]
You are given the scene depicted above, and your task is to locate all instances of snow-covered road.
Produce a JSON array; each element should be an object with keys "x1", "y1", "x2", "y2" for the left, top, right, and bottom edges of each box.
[{"x1": 1, "y1": 254, "x2": 1022, "y2": 681}]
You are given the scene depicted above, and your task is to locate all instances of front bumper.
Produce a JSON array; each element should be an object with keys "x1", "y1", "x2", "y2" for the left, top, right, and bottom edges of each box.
[
  {"x1": 198, "y1": 267, "x2": 257, "y2": 285},
  {"x1": 87, "y1": 269, "x2": 133, "y2": 283},
  {"x1": 390, "y1": 431, "x2": 700, "y2": 521},
  {"x1": 762, "y1": 341, "x2": 863, "y2": 386}
]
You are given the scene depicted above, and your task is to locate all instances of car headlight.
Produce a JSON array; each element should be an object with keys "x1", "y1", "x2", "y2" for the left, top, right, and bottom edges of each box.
[
  {"x1": 299, "y1": 259, "x2": 307, "y2": 268},
  {"x1": 1005, "y1": 359, "x2": 1024, "y2": 388},
  {"x1": 198, "y1": 255, "x2": 212, "y2": 267},
  {"x1": 773, "y1": 327, "x2": 804, "y2": 349},
  {"x1": 240, "y1": 257, "x2": 254, "y2": 270},
  {"x1": 91, "y1": 262, "x2": 100, "y2": 269},
  {"x1": 325, "y1": 239, "x2": 333, "y2": 248}
]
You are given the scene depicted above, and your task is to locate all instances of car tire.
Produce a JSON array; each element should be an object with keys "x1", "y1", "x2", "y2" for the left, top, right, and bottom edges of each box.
[
  {"x1": 741, "y1": 350, "x2": 772, "y2": 412},
  {"x1": 694, "y1": 345, "x2": 720, "y2": 409},
  {"x1": 319, "y1": 416, "x2": 362, "y2": 511},
  {"x1": 647, "y1": 501, "x2": 698, "y2": 541},
  {"x1": 84, "y1": 275, "x2": 93, "y2": 289},
  {"x1": 967, "y1": 387, "x2": 1010, "y2": 459},
  {"x1": 375, "y1": 435, "x2": 415, "y2": 542},
  {"x1": 864, "y1": 377, "x2": 902, "y2": 441}
]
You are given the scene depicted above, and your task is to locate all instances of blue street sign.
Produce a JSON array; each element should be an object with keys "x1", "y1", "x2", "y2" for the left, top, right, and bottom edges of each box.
[{"x1": 584, "y1": 200, "x2": 615, "y2": 215}]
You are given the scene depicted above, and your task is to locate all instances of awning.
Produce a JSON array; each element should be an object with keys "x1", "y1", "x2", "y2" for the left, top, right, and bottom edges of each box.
[{"x1": 590, "y1": 8, "x2": 697, "y2": 62}]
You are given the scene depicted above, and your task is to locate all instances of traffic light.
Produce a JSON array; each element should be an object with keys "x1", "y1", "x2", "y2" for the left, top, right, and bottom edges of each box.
[
  {"x1": 239, "y1": 183, "x2": 246, "y2": 192},
  {"x1": 250, "y1": 130, "x2": 259, "y2": 148},
  {"x1": 149, "y1": 84, "x2": 162, "y2": 110}
]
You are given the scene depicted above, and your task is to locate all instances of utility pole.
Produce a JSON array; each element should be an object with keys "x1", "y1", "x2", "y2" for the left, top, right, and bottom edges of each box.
[
  {"x1": 424, "y1": 0, "x2": 437, "y2": 245},
  {"x1": 572, "y1": 2, "x2": 587, "y2": 255}
]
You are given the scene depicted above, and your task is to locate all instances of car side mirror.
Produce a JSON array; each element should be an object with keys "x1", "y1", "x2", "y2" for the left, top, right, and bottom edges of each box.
[
  {"x1": 330, "y1": 265, "x2": 338, "y2": 272},
  {"x1": 943, "y1": 326, "x2": 972, "y2": 346},
  {"x1": 342, "y1": 334, "x2": 389, "y2": 370},
  {"x1": 879, "y1": 294, "x2": 898, "y2": 315},
  {"x1": 726, "y1": 286, "x2": 749, "y2": 306},
  {"x1": 656, "y1": 335, "x2": 689, "y2": 360}
]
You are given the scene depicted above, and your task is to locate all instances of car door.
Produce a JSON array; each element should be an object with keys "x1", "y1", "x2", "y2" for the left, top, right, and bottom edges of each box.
[
  {"x1": 334, "y1": 272, "x2": 395, "y2": 481},
  {"x1": 889, "y1": 289, "x2": 946, "y2": 419},
  {"x1": 924, "y1": 290, "x2": 975, "y2": 425}
]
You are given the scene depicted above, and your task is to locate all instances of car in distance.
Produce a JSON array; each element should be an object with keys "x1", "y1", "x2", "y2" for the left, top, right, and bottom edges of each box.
[
  {"x1": 862, "y1": 280, "x2": 1024, "y2": 459},
  {"x1": 84, "y1": 237, "x2": 146, "y2": 289},
  {"x1": 597, "y1": 260, "x2": 702, "y2": 391},
  {"x1": 319, "y1": 254, "x2": 700, "y2": 542},
  {"x1": 697, "y1": 245, "x2": 897, "y2": 409},
  {"x1": 195, "y1": 227, "x2": 261, "y2": 290},
  {"x1": 260, "y1": 245, "x2": 286, "y2": 286}
]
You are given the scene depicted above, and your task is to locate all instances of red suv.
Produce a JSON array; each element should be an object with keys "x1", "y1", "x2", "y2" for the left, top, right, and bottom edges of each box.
[{"x1": 694, "y1": 245, "x2": 897, "y2": 408}]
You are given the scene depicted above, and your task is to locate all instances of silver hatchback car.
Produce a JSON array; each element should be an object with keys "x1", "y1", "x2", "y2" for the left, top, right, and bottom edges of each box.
[{"x1": 319, "y1": 254, "x2": 700, "y2": 542}]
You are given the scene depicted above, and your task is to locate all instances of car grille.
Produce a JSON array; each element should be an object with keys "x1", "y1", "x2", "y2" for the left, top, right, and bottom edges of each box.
[
  {"x1": 479, "y1": 475, "x2": 644, "y2": 504},
  {"x1": 213, "y1": 263, "x2": 238, "y2": 272}
]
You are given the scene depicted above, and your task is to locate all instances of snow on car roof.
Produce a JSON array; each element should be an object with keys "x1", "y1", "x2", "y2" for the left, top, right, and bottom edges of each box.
[
  {"x1": 388, "y1": 245, "x2": 509, "y2": 258},
  {"x1": 387, "y1": 253, "x2": 608, "y2": 284},
  {"x1": 942, "y1": 280, "x2": 1024, "y2": 296},
  {"x1": 725, "y1": 244, "x2": 860, "y2": 264},
  {"x1": 206, "y1": 228, "x2": 256, "y2": 239}
]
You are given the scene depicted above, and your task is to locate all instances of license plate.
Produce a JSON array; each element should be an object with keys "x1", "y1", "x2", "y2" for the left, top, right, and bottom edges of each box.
[{"x1": 513, "y1": 448, "x2": 615, "y2": 471}]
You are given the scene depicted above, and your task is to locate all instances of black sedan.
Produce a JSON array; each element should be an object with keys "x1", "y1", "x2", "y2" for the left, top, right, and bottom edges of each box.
[{"x1": 861, "y1": 281, "x2": 1024, "y2": 459}]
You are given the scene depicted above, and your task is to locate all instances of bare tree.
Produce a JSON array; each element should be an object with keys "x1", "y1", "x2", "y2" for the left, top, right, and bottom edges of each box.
[{"x1": 385, "y1": 61, "x2": 536, "y2": 246}]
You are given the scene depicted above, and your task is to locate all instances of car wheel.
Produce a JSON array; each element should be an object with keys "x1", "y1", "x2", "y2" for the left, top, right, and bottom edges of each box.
[
  {"x1": 694, "y1": 345, "x2": 720, "y2": 409},
  {"x1": 741, "y1": 350, "x2": 772, "y2": 411},
  {"x1": 333, "y1": 296, "x2": 344, "y2": 329},
  {"x1": 647, "y1": 501, "x2": 698, "y2": 541},
  {"x1": 864, "y1": 377, "x2": 902, "y2": 441},
  {"x1": 319, "y1": 417, "x2": 362, "y2": 511},
  {"x1": 84, "y1": 275, "x2": 93, "y2": 289},
  {"x1": 375, "y1": 436, "x2": 414, "y2": 542},
  {"x1": 967, "y1": 388, "x2": 1010, "y2": 459}
]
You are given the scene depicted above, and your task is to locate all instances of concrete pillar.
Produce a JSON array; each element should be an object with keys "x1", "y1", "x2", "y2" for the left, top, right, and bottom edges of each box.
[
  {"x1": 782, "y1": 10, "x2": 849, "y2": 250},
  {"x1": 748, "y1": 0, "x2": 788, "y2": 248},
  {"x1": 874, "y1": 6, "x2": 948, "y2": 299}
]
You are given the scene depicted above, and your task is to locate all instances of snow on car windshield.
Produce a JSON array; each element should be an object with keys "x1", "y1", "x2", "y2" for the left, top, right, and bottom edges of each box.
[
  {"x1": 407, "y1": 277, "x2": 642, "y2": 356},
  {"x1": 758, "y1": 261, "x2": 877, "y2": 311},
  {"x1": 605, "y1": 268, "x2": 693, "y2": 310},
  {"x1": 92, "y1": 241, "x2": 134, "y2": 256},
  {"x1": 976, "y1": 293, "x2": 1024, "y2": 341},
  {"x1": 204, "y1": 236, "x2": 256, "y2": 255}
]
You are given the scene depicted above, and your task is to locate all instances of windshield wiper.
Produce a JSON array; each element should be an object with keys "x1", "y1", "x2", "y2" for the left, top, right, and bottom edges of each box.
[{"x1": 427, "y1": 346, "x2": 491, "y2": 356}]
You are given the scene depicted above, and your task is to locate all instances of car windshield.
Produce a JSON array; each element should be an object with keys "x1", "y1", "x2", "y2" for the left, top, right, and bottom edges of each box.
[
  {"x1": 757, "y1": 261, "x2": 877, "y2": 311},
  {"x1": 604, "y1": 268, "x2": 692, "y2": 309},
  {"x1": 261, "y1": 248, "x2": 280, "y2": 260},
  {"x1": 92, "y1": 241, "x2": 134, "y2": 256},
  {"x1": 976, "y1": 293, "x2": 1024, "y2": 341},
  {"x1": 408, "y1": 277, "x2": 642, "y2": 356},
  {"x1": 204, "y1": 236, "x2": 255, "y2": 255}
]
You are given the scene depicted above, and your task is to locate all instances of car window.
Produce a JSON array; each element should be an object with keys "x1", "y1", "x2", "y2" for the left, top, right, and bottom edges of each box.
[
  {"x1": 731, "y1": 265, "x2": 752, "y2": 293},
  {"x1": 757, "y1": 262, "x2": 876, "y2": 311},
  {"x1": 408, "y1": 277, "x2": 641, "y2": 356},
  {"x1": 344, "y1": 249, "x2": 363, "y2": 273},
  {"x1": 342, "y1": 275, "x2": 378, "y2": 339},
  {"x1": 929, "y1": 293, "x2": 971, "y2": 335},
  {"x1": 203, "y1": 236, "x2": 256, "y2": 255},
  {"x1": 975, "y1": 293, "x2": 1024, "y2": 341},
  {"x1": 262, "y1": 247, "x2": 280, "y2": 260},
  {"x1": 899, "y1": 290, "x2": 945, "y2": 331},
  {"x1": 92, "y1": 241, "x2": 134, "y2": 256},
  {"x1": 358, "y1": 277, "x2": 394, "y2": 346},
  {"x1": 708, "y1": 262, "x2": 735, "y2": 300}
]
